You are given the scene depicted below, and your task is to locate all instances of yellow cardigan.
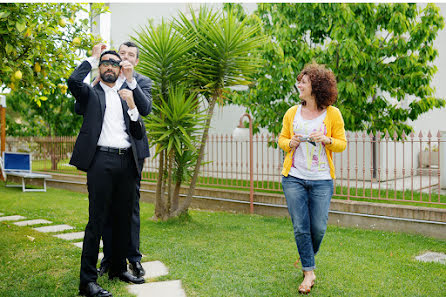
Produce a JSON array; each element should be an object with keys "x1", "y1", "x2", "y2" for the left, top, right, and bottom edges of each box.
[{"x1": 278, "y1": 105, "x2": 347, "y2": 179}]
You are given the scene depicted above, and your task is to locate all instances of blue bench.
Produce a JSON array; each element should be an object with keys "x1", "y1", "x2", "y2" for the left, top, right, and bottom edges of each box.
[{"x1": 1, "y1": 152, "x2": 52, "y2": 192}]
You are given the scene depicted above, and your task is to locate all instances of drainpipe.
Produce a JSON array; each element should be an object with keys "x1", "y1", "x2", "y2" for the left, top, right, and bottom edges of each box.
[{"x1": 440, "y1": 131, "x2": 446, "y2": 189}]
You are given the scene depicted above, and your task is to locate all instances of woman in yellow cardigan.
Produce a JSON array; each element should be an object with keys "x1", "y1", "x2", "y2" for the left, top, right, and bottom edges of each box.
[{"x1": 279, "y1": 63, "x2": 346, "y2": 294}]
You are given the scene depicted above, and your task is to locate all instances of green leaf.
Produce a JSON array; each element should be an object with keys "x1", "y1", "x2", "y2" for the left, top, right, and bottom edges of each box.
[
  {"x1": 0, "y1": 11, "x2": 11, "y2": 19},
  {"x1": 16, "y1": 21, "x2": 26, "y2": 33},
  {"x1": 5, "y1": 43, "x2": 13, "y2": 55}
]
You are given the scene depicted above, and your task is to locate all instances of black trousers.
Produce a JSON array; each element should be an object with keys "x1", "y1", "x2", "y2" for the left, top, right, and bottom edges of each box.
[
  {"x1": 80, "y1": 149, "x2": 137, "y2": 285},
  {"x1": 101, "y1": 158, "x2": 144, "y2": 266}
]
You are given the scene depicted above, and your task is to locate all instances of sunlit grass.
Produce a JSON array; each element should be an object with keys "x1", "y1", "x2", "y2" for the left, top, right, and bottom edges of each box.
[{"x1": 0, "y1": 184, "x2": 445, "y2": 296}]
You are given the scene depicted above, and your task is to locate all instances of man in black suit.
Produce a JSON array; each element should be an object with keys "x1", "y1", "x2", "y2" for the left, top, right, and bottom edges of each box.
[
  {"x1": 98, "y1": 41, "x2": 151, "y2": 279},
  {"x1": 68, "y1": 43, "x2": 149, "y2": 297}
]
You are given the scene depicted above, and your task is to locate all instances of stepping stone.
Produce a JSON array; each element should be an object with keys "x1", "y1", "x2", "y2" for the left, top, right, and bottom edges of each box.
[
  {"x1": 33, "y1": 224, "x2": 74, "y2": 233},
  {"x1": 73, "y1": 240, "x2": 103, "y2": 249},
  {"x1": 416, "y1": 252, "x2": 446, "y2": 264},
  {"x1": 127, "y1": 280, "x2": 186, "y2": 297},
  {"x1": 0, "y1": 215, "x2": 26, "y2": 221},
  {"x1": 14, "y1": 219, "x2": 52, "y2": 226},
  {"x1": 142, "y1": 261, "x2": 169, "y2": 279},
  {"x1": 98, "y1": 252, "x2": 104, "y2": 260},
  {"x1": 54, "y1": 231, "x2": 85, "y2": 240}
]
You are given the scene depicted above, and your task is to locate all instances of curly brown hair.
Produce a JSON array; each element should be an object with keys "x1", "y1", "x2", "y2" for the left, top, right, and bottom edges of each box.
[{"x1": 297, "y1": 63, "x2": 338, "y2": 110}]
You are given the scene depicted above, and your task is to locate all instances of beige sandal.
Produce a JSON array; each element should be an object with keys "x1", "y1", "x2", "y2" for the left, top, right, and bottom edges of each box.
[{"x1": 298, "y1": 280, "x2": 314, "y2": 294}]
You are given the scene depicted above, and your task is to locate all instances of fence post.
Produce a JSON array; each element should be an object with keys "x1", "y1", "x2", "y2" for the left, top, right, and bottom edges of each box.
[
  {"x1": 440, "y1": 130, "x2": 446, "y2": 189},
  {"x1": 0, "y1": 95, "x2": 5, "y2": 181},
  {"x1": 234, "y1": 114, "x2": 254, "y2": 213}
]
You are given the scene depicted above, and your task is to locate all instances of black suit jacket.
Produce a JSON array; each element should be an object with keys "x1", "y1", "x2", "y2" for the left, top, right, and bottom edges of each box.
[
  {"x1": 120, "y1": 71, "x2": 152, "y2": 160},
  {"x1": 67, "y1": 61, "x2": 145, "y2": 174}
]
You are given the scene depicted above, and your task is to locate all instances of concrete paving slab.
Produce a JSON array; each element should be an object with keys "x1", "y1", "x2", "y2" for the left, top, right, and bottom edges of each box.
[
  {"x1": 13, "y1": 219, "x2": 52, "y2": 226},
  {"x1": 415, "y1": 251, "x2": 446, "y2": 264},
  {"x1": 127, "y1": 280, "x2": 186, "y2": 297},
  {"x1": 33, "y1": 224, "x2": 74, "y2": 233},
  {"x1": 142, "y1": 261, "x2": 169, "y2": 279},
  {"x1": 54, "y1": 231, "x2": 85, "y2": 240},
  {"x1": 73, "y1": 240, "x2": 103, "y2": 249},
  {"x1": 0, "y1": 215, "x2": 26, "y2": 221}
]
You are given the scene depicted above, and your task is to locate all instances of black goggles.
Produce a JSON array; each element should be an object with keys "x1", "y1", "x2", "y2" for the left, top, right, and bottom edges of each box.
[{"x1": 99, "y1": 59, "x2": 121, "y2": 68}]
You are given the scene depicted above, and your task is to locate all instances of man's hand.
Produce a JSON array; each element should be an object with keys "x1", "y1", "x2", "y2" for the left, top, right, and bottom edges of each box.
[
  {"x1": 120, "y1": 60, "x2": 134, "y2": 82},
  {"x1": 91, "y1": 76, "x2": 100, "y2": 87},
  {"x1": 91, "y1": 43, "x2": 107, "y2": 59},
  {"x1": 118, "y1": 89, "x2": 136, "y2": 109}
]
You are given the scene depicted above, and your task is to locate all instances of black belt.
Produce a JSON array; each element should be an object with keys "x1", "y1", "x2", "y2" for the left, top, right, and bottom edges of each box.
[{"x1": 97, "y1": 146, "x2": 130, "y2": 155}]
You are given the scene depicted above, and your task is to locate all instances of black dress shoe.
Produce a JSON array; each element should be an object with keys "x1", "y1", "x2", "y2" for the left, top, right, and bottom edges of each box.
[
  {"x1": 79, "y1": 282, "x2": 112, "y2": 297},
  {"x1": 97, "y1": 263, "x2": 109, "y2": 277},
  {"x1": 109, "y1": 271, "x2": 145, "y2": 284},
  {"x1": 129, "y1": 261, "x2": 146, "y2": 277}
]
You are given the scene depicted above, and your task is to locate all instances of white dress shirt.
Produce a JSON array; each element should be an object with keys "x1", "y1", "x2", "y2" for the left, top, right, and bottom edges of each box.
[{"x1": 97, "y1": 82, "x2": 132, "y2": 148}]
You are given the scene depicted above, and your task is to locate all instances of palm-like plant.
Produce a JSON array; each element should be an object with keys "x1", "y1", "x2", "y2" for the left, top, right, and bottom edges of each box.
[
  {"x1": 135, "y1": 19, "x2": 201, "y2": 219},
  {"x1": 172, "y1": 6, "x2": 264, "y2": 216},
  {"x1": 145, "y1": 87, "x2": 205, "y2": 218},
  {"x1": 135, "y1": 19, "x2": 194, "y2": 104}
]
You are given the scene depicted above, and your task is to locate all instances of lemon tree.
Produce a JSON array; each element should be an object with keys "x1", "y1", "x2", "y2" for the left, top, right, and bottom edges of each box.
[{"x1": 0, "y1": 3, "x2": 107, "y2": 136}]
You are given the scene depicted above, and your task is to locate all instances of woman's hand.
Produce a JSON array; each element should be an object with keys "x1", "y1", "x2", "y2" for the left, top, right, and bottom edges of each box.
[
  {"x1": 289, "y1": 134, "x2": 302, "y2": 149},
  {"x1": 309, "y1": 131, "x2": 331, "y2": 145}
]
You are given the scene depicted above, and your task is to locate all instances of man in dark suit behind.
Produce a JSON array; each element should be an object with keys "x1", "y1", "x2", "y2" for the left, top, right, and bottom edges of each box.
[
  {"x1": 98, "y1": 41, "x2": 151, "y2": 279},
  {"x1": 68, "y1": 43, "x2": 149, "y2": 297}
]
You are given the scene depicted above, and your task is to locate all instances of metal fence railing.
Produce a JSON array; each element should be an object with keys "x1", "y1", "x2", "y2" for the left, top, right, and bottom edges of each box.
[{"x1": 4, "y1": 130, "x2": 445, "y2": 206}]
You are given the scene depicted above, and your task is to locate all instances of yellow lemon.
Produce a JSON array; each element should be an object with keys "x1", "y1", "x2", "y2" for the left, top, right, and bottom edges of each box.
[
  {"x1": 14, "y1": 70, "x2": 23, "y2": 80},
  {"x1": 73, "y1": 37, "x2": 81, "y2": 47},
  {"x1": 59, "y1": 18, "x2": 67, "y2": 28},
  {"x1": 34, "y1": 62, "x2": 41, "y2": 73}
]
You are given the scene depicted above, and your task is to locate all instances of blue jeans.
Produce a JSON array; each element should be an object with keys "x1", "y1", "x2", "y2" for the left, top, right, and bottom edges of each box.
[{"x1": 282, "y1": 175, "x2": 333, "y2": 271}]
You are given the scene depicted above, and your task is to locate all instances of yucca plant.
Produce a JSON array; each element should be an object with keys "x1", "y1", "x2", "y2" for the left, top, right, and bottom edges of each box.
[
  {"x1": 134, "y1": 19, "x2": 194, "y2": 104},
  {"x1": 171, "y1": 6, "x2": 264, "y2": 216},
  {"x1": 145, "y1": 86, "x2": 206, "y2": 219},
  {"x1": 134, "y1": 19, "x2": 202, "y2": 219}
]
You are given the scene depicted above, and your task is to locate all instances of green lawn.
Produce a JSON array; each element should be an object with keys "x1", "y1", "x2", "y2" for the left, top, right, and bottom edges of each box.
[{"x1": 0, "y1": 184, "x2": 445, "y2": 296}]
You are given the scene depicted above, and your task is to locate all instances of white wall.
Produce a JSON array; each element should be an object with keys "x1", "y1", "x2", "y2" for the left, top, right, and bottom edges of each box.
[{"x1": 409, "y1": 3, "x2": 446, "y2": 135}]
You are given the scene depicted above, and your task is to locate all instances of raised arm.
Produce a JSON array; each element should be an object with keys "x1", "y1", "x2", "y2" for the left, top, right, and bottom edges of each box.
[{"x1": 68, "y1": 44, "x2": 106, "y2": 115}]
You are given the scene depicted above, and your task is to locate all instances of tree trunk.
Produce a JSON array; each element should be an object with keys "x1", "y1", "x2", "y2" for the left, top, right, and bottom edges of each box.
[
  {"x1": 154, "y1": 149, "x2": 166, "y2": 219},
  {"x1": 166, "y1": 150, "x2": 174, "y2": 216},
  {"x1": 171, "y1": 180, "x2": 181, "y2": 212},
  {"x1": 173, "y1": 94, "x2": 218, "y2": 216}
]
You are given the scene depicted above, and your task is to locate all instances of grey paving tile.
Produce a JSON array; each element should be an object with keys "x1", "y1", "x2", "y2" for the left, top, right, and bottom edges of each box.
[
  {"x1": 54, "y1": 231, "x2": 85, "y2": 240},
  {"x1": 33, "y1": 224, "x2": 74, "y2": 233},
  {"x1": 416, "y1": 251, "x2": 446, "y2": 264},
  {"x1": 127, "y1": 280, "x2": 186, "y2": 297},
  {"x1": 73, "y1": 240, "x2": 103, "y2": 249},
  {"x1": 0, "y1": 215, "x2": 26, "y2": 221},
  {"x1": 142, "y1": 261, "x2": 169, "y2": 279},
  {"x1": 13, "y1": 219, "x2": 52, "y2": 226}
]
